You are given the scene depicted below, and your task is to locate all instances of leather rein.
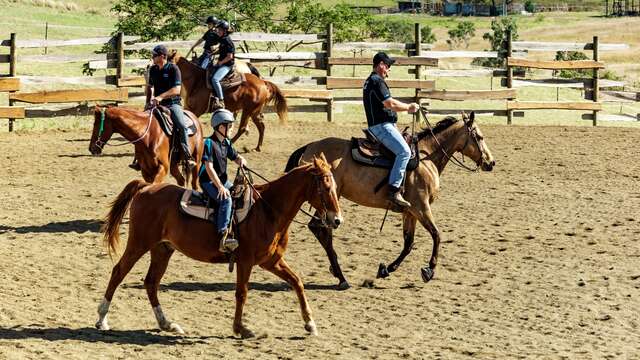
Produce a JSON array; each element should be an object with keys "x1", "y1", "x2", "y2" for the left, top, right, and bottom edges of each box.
[{"x1": 93, "y1": 107, "x2": 154, "y2": 151}]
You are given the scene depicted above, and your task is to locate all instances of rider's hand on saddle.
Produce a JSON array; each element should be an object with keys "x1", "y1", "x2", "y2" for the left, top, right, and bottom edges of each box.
[{"x1": 218, "y1": 186, "x2": 231, "y2": 200}]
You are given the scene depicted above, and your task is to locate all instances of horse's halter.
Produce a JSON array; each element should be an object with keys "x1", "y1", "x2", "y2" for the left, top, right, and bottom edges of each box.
[
  {"x1": 242, "y1": 166, "x2": 336, "y2": 227},
  {"x1": 418, "y1": 108, "x2": 482, "y2": 172},
  {"x1": 93, "y1": 107, "x2": 154, "y2": 151}
]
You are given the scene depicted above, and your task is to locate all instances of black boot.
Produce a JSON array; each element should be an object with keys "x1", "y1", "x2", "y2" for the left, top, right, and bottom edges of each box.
[{"x1": 387, "y1": 185, "x2": 411, "y2": 208}]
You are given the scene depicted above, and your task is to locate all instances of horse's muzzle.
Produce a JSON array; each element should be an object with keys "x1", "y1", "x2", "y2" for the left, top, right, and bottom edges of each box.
[
  {"x1": 326, "y1": 212, "x2": 343, "y2": 229},
  {"x1": 481, "y1": 159, "x2": 495, "y2": 172}
]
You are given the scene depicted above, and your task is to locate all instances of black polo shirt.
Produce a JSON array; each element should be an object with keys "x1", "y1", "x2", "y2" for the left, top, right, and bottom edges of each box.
[
  {"x1": 363, "y1": 72, "x2": 397, "y2": 127},
  {"x1": 217, "y1": 35, "x2": 235, "y2": 66},
  {"x1": 202, "y1": 29, "x2": 220, "y2": 52},
  {"x1": 148, "y1": 63, "x2": 182, "y2": 106},
  {"x1": 198, "y1": 136, "x2": 239, "y2": 185}
]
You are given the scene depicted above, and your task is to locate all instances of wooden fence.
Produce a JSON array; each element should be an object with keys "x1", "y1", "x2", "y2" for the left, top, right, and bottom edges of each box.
[
  {"x1": 0, "y1": 33, "x2": 133, "y2": 130},
  {"x1": 1, "y1": 25, "x2": 636, "y2": 131}
]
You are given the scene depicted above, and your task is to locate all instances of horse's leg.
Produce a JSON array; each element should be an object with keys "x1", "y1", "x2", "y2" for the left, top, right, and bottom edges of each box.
[
  {"x1": 261, "y1": 258, "x2": 318, "y2": 336},
  {"x1": 233, "y1": 263, "x2": 255, "y2": 339},
  {"x1": 415, "y1": 206, "x2": 440, "y2": 282},
  {"x1": 377, "y1": 213, "x2": 416, "y2": 279},
  {"x1": 308, "y1": 216, "x2": 349, "y2": 290},
  {"x1": 144, "y1": 243, "x2": 184, "y2": 334},
  {"x1": 250, "y1": 112, "x2": 266, "y2": 152},
  {"x1": 169, "y1": 161, "x2": 186, "y2": 187},
  {"x1": 231, "y1": 111, "x2": 251, "y2": 147},
  {"x1": 95, "y1": 242, "x2": 148, "y2": 331}
]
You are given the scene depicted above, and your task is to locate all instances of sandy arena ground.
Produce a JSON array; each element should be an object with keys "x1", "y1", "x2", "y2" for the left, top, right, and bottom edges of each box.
[{"x1": 0, "y1": 119, "x2": 639, "y2": 359}]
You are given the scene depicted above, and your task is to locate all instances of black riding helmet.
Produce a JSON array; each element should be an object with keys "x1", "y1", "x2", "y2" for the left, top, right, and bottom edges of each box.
[
  {"x1": 216, "y1": 20, "x2": 230, "y2": 31},
  {"x1": 206, "y1": 16, "x2": 218, "y2": 25}
]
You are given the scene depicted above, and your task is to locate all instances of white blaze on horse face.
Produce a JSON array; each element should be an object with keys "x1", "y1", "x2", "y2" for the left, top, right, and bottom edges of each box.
[{"x1": 96, "y1": 297, "x2": 111, "y2": 330}]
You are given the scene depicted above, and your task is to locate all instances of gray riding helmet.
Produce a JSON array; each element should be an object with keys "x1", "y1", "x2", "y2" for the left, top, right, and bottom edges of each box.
[{"x1": 211, "y1": 109, "x2": 235, "y2": 128}]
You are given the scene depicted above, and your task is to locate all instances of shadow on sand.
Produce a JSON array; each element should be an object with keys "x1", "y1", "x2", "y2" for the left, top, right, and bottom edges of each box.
[{"x1": 0, "y1": 219, "x2": 102, "y2": 234}]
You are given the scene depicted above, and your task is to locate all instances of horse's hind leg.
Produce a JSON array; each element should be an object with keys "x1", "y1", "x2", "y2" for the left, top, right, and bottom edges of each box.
[
  {"x1": 377, "y1": 213, "x2": 416, "y2": 279},
  {"x1": 170, "y1": 162, "x2": 187, "y2": 187},
  {"x1": 231, "y1": 111, "x2": 251, "y2": 148},
  {"x1": 96, "y1": 241, "x2": 148, "y2": 331},
  {"x1": 262, "y1": 258, "x2": 318, "y2": 336},
  {"x1": 250, "y1": 112, "x2": 266, "y2": 152},
  {"x1": 309, "y1": 216, "x2": 349, "y2": 290},
  {"x1": 144, "y1": 243, "x2": 183, "y2": 334}
]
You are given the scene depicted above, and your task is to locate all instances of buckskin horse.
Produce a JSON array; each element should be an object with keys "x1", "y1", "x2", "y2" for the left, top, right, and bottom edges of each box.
[
  {"x1": 285, "y1": 111, "x2": 495, "y2": 289},
  {"x1": 95, "y1": 155, "x2": 343, "y2": 338},
  {"x1": 89, "y1": 105, "x2": 203, "y2": 189},
  {"x1": 170, "y1": 51, "x2": 288, "y2": 152}
]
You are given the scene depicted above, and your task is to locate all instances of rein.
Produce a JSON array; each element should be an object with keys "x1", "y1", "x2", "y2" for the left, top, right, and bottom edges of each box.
[
  {"x1": 94, "y1": 107, "x2": 154, "y2": 150},
  {"x1": 242, "y1": 165, "x2": 328, "y2": 225},
  {"x1": 417, "y1": 108, "x2": 480, "y2": 172}
]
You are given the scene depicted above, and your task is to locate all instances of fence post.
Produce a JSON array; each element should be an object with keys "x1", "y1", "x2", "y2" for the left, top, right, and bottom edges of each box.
[
  {"x1": 8, "y1": 33, "x2": 16, "y2": 132},
  {"x1": 414, "y1": 23, "x2": 422, "y2": 122},
  {"x1": 326, "y1": 24, "x2": 334, "y2": 122},
  {"x1": 506, "y1": 29, "x2": 513, "y2": 125},
  {"x1": 116, "y1": 32, "x2": 124, "y2": 83},
  {"x1": 592, "y1": 36, "x2": 599, "y2": 126}
]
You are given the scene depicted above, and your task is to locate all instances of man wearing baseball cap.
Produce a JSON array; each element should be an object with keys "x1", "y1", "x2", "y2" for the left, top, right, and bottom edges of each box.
[
  {"x1": 146, "y1": 44, "x2": 196, "y2": 169},
  {"x1": 363, "y1": 51, "x2": 419, "y2": 209}
]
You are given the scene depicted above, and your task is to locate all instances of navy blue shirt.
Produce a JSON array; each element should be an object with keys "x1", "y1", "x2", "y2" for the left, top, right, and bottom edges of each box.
[
  {"x1": 148, "y1": 63, "x2": 182, "y2": 106},
  {"x1": 202, "y1": 29, "x2": 220, "y2": 52},
  {"x1": 198, "y1": 136, "x2": 238, "y2": 185},
  {"x1": 217, "y1": 35, "x2": 235, "y2": 67},
  {"x1": 363, "y1": 72, "x2": 397, "y2": 127}
]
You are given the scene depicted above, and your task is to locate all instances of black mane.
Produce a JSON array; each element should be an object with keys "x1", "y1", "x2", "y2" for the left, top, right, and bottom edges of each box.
[{"x1": 416, "y1": 116, "x2": 459, "y2": 140}]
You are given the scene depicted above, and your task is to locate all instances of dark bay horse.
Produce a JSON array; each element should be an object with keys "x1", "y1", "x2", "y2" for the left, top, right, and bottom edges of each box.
[
  {"x1": 89, "y1": 106, "x2": 203, "y2": 189},
  {"x1": 285, "y1": 112, "x2": 495, "y2": 289},
  {"x1": 170, "y1": 52, "x2": 288, "y2": 152},
  {"x1": 95, "y1": 155, "x2": 343, "y2": 338}
]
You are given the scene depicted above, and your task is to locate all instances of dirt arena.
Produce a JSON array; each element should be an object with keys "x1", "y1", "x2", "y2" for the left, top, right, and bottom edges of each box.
[{"x1": 1, "y1": 118, "x2": 639, "y2": 359}]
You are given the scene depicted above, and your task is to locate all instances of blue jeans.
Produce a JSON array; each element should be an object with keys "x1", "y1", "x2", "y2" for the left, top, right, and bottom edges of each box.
[
  {"x1": 198, "y1": 52, "x2": 211, "y2": 69},
  {"x1": 368, "y1": 122, "x2": 411, "y2": 188},
  {"x1": 201, "y1": 180, "x2": 233, "y2": 233},
  {"x1": 168, "y1": 103, "x2": 191, "y2": 160},
  {"x1": 210, "y1": 65, "x2": 231, "y2": 100}
]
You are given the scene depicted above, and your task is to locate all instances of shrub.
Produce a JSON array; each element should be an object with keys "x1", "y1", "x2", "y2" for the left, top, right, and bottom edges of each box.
[
  {"x1": 524, "y1": 0, "x2": 536, "y2": 13},
  {"x1": 554, "y1": 51, "x2": 589, "y2": 78}
]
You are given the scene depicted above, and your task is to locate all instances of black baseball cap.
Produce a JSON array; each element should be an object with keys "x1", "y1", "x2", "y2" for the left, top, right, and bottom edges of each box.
[
  {"x1": 152, "y1": 44, "x2": 168, "y2": 57},
  {"x1": 373, "y1": 51, "x2": 395, "y2": 67}
]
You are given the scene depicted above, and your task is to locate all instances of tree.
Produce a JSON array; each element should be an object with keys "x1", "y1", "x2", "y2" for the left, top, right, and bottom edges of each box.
[
  {"x1": 480, "y1": 16, "x2": 518, "y2": 67},
  {"x1": 446, "y1": 21, "x2": 475, "y2": 49}
]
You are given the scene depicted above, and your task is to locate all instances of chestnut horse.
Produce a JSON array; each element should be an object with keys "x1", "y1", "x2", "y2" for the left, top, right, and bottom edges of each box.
[
  {"x1": 170, "y1": 51, "x2": 288, "y2": 152},
  {"x1": 285, "y1": 112, "x2": 495, "y2": 289},
  {"x1": 89, "y1": 106, "x2": 203, "y2": 189},
  {"x1": 95, "y1": 156, "x2": 343, "y2": 338}
]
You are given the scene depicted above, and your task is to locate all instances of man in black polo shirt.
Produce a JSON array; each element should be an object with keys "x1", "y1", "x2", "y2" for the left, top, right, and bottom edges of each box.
[
  {"x1": 147, "y1": 44, "x2": 196, "y2": 168},
  {"x1": 187, "y1": 16, "x2": 220, "y2": 69},
  {"x1": 363, "y1": 51, "x2": 419, "y2": 209}
]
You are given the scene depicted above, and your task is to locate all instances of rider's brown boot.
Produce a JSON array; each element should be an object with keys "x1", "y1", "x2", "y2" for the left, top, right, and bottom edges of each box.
[{"x1": 387, "y1": 186, "x2": 411, "y2": 208}]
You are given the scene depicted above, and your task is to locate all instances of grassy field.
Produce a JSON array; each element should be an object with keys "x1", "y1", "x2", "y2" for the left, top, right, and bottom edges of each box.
[{"x1": 1, "y1": 2, "x2": 639, "y2": 131}]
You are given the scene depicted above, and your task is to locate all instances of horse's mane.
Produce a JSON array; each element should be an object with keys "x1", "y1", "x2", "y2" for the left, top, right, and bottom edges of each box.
[{"x1": 416, "y1": 116, "x2": 459, "y2": 141}]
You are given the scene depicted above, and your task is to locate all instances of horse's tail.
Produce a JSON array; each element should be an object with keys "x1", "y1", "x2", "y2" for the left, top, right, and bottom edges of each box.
[
  {"x1": 102, "y1": 179, "x2": 148, "y2": 258},
  {"x1": 265, "y1": 80, "x2": 288, "y2": 124},
  {"x1": 247, "y1": 63, "x2": 261, "y2": 78},
  {"x1": 285, "y1": 144, "x2": 308, "y2": 172}
]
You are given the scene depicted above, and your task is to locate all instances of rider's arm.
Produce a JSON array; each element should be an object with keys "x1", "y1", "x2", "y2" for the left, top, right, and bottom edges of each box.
[
  {"x1": 383, "y1": 98, "x2": 419, "y2": 113},
  {"x1": 204, "y1": 161, "x2": 226, "y2": 191},
  {"x1": 155, "y1": 86, "x2": 181, "y2": 102},
  {"x1": 154, "y1": 65, "x2": 182, "y2": 103},
  {"x1": 188, "y1": 38, "x2": 204, "y2": 54},
  {"x1": 217, "y1": 53, "x2": 234, "y2": 66}
]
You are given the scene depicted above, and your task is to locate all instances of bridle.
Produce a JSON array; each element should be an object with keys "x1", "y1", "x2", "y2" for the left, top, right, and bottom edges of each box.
[
  {"x1": 242, "y1": 166, "x2": 336, "y2": 226},
  {"x1": 93, "y1": 107, "x2": 154, "y2": 151},
  {"x1": 417, "y1": 107, "x2": 483, "y2": 172}
]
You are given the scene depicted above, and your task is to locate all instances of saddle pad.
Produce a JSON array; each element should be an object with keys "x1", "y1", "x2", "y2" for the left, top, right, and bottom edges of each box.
[
  {"x1": 179, "y1": 189, "x2": 216, "y2": 222},
  {"x1": 350, "y1": 138, "x2": 418, "y2": 171},
  {"x1": 220, "y1": 70, "x2": 245, "y2": 90},
  {"x1": 154, "y1": 108, "x2": 198, "y2": 138},
  {"x1": 231, "y1": 182, "x2": 254, "y2": 224}
]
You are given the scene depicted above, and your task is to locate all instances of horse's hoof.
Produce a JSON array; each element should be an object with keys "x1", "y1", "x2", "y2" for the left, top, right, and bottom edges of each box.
[
  {"x1": 254, "y1": 147, "x2": 262, "y2": 152},
  {"x1": 95, "y1": 320, "x2": 110, "y2": 331},
  {"x1": 377, "y1": 263, "x2": 390, "y2": 279},
  {"x1": 305, "y1": 320, "x2": 318, "y2": 336},
  {"x1": 236, "y1": 327, "x2": 255, "y2": 339},
  {"x1": 161, "y1": 322, "x2": 185, "y2": 334},
  {"x1": 336, "y1": 281, "x2": 351, "y2": 290},
  {"x1": 421, "y1": 267, "x2": 434, "y2": 282}
]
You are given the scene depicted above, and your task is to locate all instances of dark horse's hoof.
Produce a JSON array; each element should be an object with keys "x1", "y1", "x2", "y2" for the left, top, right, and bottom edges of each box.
[
  {"x1": 377, "y1": 263, "x2": 390, "y2": 279},
  {"x1": 421, "y1": 267, "x2": 434, "y2": 282},
  {"x1": 336, "y1": 281, "x2": 351, "y2": 291}
]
